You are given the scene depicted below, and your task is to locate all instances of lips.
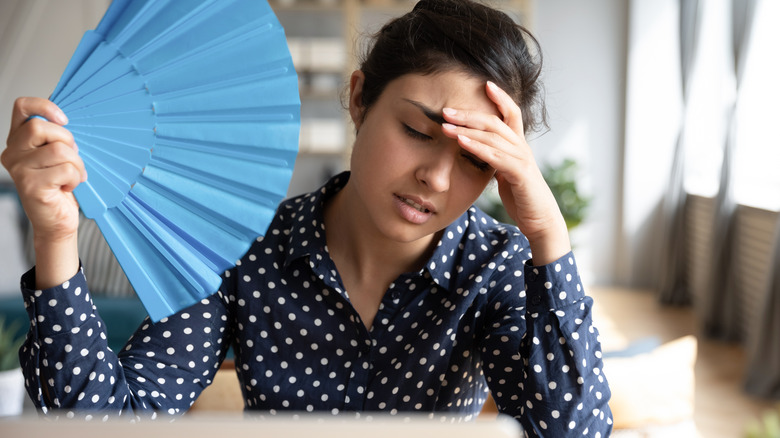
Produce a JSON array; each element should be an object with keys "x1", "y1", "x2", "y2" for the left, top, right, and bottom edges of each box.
[
  {"x1": 393, "y1": 194, "x2": 435, "y2": 225},
  {"x1": 399, "y1": 196, "x2": 429, "y2": 213},
  {"x1": 396, "y1": 195, "x2": 435, "y2": 214}
]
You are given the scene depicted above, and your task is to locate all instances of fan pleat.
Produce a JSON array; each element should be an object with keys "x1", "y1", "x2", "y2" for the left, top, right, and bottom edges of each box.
[
  {"x1": 76, "y1": 153, "x2": 129, "y2": 212},
  {"x1": 118, "y1": 197, "x2": 215, "y2": 296},
  {"x1": 131, "y1": 21, "x2": 279, "y2": 79},
  {"x1": 56, "y1": 48, "x2": 137, "y2": 107},
  {"x1": 58, "y1": 71, "x2": 148, "y2": 115},
  {"x1": 111, "y1": 3, "x2": 271, "y2": 66},
  {"x1": 78, "y1": 142, "x2": 134, "y2": 192},
  {"x1": 76, "y1": 134, "x2": 147, "y2": 182},
  {"x1": 64, "y1": 94, "x2": 154, "y2": 122},
  {"x1": 49, "y1": 0, "x2": 299, "y2": 321},
  {"x1": 129, "y1": 180, "x2": 247, "y2": 269},
  {"x1": 148, "y1": 154, "x2": 290, "y2": 207},
  {"x1": 101, "y1": 1, "x2": 160, "y2": 42},
  {"x1": 154, "y1": 74, "x2": 298, "y2": 117},
  {"x1": 130, "y1": 177, "x2": 254, "y2": 263},
  {"x1": 129, "y1": 174, "x2": 268, "y2": 267},
  {"x1": 154, "y1": 136, "x2": 294, "y2": 167},
  {"x1": 96, "y1": 199, "x2": 221, "y2": 315}
]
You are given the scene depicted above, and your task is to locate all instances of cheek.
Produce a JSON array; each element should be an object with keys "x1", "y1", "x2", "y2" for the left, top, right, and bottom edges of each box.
[
  {"x1": 363, "y1": 133, "x2": 417, "y2": 172},
  {"x1": 452, "y1": 173, "x2": 492, "y2": 206}
]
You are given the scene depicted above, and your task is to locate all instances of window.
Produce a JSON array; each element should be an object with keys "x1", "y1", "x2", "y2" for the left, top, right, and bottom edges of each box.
[
  {"x1": 682, "y1": 0, "x2": 780, "y2": 212},
  {"x1": 733, "y1": 0, "x2": 780, "y2": 211}
]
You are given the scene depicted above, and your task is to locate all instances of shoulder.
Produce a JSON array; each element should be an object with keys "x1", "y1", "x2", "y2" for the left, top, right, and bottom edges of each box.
[
  {"x1": 276, "y1": 190, "x2": 317, "y2": 222},
  {"x1": 275, "y1": 171, "x2": 349, "y2": 225}
]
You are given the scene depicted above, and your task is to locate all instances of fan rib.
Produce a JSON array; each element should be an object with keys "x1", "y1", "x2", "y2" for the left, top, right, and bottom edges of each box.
[
  {"x1": 146, "y1": 157, "x2": 287, "y2": 210},
  {"x1": 126, "y1": 188, "x2": 235, "y2": 273},
  {"x1": 154, "y1": 135, "x2": 295, "y2": 167},
  {"x1": 150, "y1": 66, "x2": 294, "y2": 103},
  {"x1": 133, "y1": 170, "x2": 258, "y2": 246},
  {"x1": 120, "y1": 193, "x2": 218, "y2": 295}
]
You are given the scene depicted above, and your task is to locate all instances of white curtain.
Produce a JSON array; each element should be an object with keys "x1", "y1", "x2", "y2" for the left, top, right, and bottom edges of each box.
[
  {"x1": 698, "y1": 0, "x2": 758, "y2": 340},
  {"x1": 622, "y1": 0, "x2": 682, "y2": 289},
  {"x1": 645, "y1": 0, "x2": 780, "y2": 398},
  {"x1": 647, "y1": 0, "x2": 758, "y2": 332},
  {"x1": 657, "y1": 0, "x2": 700, "y2": 306}
]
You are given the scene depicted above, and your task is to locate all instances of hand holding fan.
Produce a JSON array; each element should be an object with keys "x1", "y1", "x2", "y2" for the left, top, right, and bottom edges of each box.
[{"x1": 47, "y1": 0, "x2": 300, "y2": 321}]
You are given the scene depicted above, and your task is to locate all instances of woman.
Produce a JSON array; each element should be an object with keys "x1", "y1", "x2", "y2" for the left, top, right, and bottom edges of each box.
[{"x1": 2, "y1": 0, "x2": 612, "y2": 435}]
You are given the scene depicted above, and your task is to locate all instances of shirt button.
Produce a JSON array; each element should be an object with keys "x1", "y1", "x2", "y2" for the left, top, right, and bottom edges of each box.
[
  {"x1": 530, "y1": 295, "x2": 542, "y2": 306},
  {"x1": 391, "y1": 291, "x2": 401, "y2": 300}
]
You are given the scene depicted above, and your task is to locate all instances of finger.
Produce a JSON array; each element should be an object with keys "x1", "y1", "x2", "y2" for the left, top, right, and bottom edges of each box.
[
  {"x1": 485, "y1": 81, "x2": 525, "y2": 135},
  {"x1": 456, "y1": 132, "x2": 538, "y2": 182},
  {"x1": 6, "y1": 117, "x2": 76, "y2": 153},
  {"x1": 16, "y1": 161, "x2": 85, "y2": 198},
  {"x1": 27, "y1": 142, "x2": 87, "y2": 181},
  {"x1": 41, "y1": 162, "x2": 84, "y2": 193},
  {"x1": 3, "y1": 139, "x2": 86, "y2": 184},
  {"x1": 454, "y1": 134, "x2": 510, "y2": 172},
  {"x1": 9, "y1": 97, "x2": 68, "y2": 133},
  {"x1": 441, "y1": 107, "x2": 520, "y2": 145},
  {"x1": 441, "y1": 121, "x2": 522, "y2": 159}
]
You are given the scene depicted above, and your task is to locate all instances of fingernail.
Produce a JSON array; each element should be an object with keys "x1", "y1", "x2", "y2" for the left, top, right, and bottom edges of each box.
[
  {"x1": 458, "y1": 134, "x2": 471, "y2": 144},
  {"x1": 487, "y1": 81, "x2": 499, "y2": 91},
  {"x1": 442, "y1": 108, "x2": 457, "y2": 116},
  {"x1": 55, "y1": 109, "x2": 68, "y2": 125},
  {"x1": 442, "y1": 123, "x2": 457, "y2": 130}
]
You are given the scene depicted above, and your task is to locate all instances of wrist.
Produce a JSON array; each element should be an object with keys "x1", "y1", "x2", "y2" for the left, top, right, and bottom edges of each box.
[
  {"x1": 34, "y1": 232, "x2": 79, "y2": 290},
  {"x1": 526, "y1": 219, "x2": 571, "y2": 266}
]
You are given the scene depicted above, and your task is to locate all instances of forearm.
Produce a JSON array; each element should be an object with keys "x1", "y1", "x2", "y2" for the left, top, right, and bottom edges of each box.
[
  {"x1": 19, "y1": 268, "x2": 233, "y2": 416},
  {"x1": 520, "y1": 255, "x2": 612, "y2": 435},
  {"x1": 483, "y1": 252, "x2": 612, "y2": 435}
]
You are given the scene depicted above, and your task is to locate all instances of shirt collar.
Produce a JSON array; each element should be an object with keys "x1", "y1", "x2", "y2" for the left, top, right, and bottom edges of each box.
[
  {"x1": 419, "y1": 207, "x2": 476, "y2": 291},
  {"x1": 282, "y1": 171, "x2": 480, "y2": 293},
  {"x1": 282, "y1": 171, "x2": 348, "y2": 268}
]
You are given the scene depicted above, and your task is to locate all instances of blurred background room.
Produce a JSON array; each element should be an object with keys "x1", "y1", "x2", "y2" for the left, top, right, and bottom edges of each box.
[{"x1": 0, "y1": 0, "x2": 778, "y2": 436}]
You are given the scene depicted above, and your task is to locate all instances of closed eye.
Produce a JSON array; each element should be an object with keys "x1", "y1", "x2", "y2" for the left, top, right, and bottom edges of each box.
[
  {"x1": 463, "y1": 153, "x2": 492, "y2": 172},
  {"x1": 403, "y1": 124, "x2": 432, "y2": 141}
]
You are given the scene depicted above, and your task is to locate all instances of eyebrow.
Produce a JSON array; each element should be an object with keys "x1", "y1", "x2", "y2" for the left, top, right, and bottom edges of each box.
[{"x1": 402, "y1": 99, "x2": 446, "y2": 125}]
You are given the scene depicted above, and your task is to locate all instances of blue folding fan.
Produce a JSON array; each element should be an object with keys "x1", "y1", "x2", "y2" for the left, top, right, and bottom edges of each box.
[{"x1": 47, "y1": 0, "x2": 300, "y2": 321}]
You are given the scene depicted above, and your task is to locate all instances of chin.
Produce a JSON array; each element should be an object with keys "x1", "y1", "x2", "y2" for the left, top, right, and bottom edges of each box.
[{"x1": 381, "y1": 223, "x2": 443, "y2": 245}]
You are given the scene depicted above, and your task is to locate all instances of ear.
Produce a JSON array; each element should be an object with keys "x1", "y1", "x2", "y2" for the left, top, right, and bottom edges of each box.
[{"x1": 348, "y1": 70, "x2": 366, "y2": 130}]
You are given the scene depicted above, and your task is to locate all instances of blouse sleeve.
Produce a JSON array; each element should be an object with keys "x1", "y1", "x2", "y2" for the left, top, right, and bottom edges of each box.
[
  {"x1": 18, "y1": 265, "x2": 235, "y2": 418},
  {"x1": 480, "y1": 252, "x2": 613, "y2": 436}
]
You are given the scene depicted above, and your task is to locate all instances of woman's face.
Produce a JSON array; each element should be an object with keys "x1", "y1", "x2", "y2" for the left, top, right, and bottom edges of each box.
[{"x1": 345, "y1": 70, "x2": 499, "y2": 244}]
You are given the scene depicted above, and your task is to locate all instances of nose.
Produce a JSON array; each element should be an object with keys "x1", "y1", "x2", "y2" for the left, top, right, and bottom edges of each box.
[{"x1": 416, "y1": 148, "x2": 454, "y2": 193}]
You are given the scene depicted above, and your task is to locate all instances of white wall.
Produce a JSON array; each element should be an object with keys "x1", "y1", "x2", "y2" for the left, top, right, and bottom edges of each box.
[
  {"x1": 531, "y1": 0, "x2": 628, "y2": 286},
  {"x1": 0, "y1": 1, "x2": 110, "y2": 183}
]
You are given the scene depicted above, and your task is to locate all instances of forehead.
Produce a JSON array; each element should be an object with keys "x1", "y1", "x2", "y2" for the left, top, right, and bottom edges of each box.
[{"x1": 383, "y1": 71, "x2": 499, "y2": 118}]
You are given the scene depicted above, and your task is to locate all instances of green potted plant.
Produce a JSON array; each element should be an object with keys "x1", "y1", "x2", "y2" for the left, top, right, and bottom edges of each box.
[
  {"x1": 541, "y1": 158, "x2": 591, "y2": 230},
  {"x1": 0, "y1": 317, "x2": 25, "y2": 417}
]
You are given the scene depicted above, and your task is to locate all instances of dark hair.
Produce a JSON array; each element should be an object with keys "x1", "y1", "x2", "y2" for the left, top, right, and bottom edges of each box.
[{"x1": 357, "y1": 0, "x2": 547, "y2": 134}]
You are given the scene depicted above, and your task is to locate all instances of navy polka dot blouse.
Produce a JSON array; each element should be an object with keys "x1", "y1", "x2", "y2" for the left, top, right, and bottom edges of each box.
[{"x1": 19, "y1": 172, "x2": 612, "y2": 436}]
